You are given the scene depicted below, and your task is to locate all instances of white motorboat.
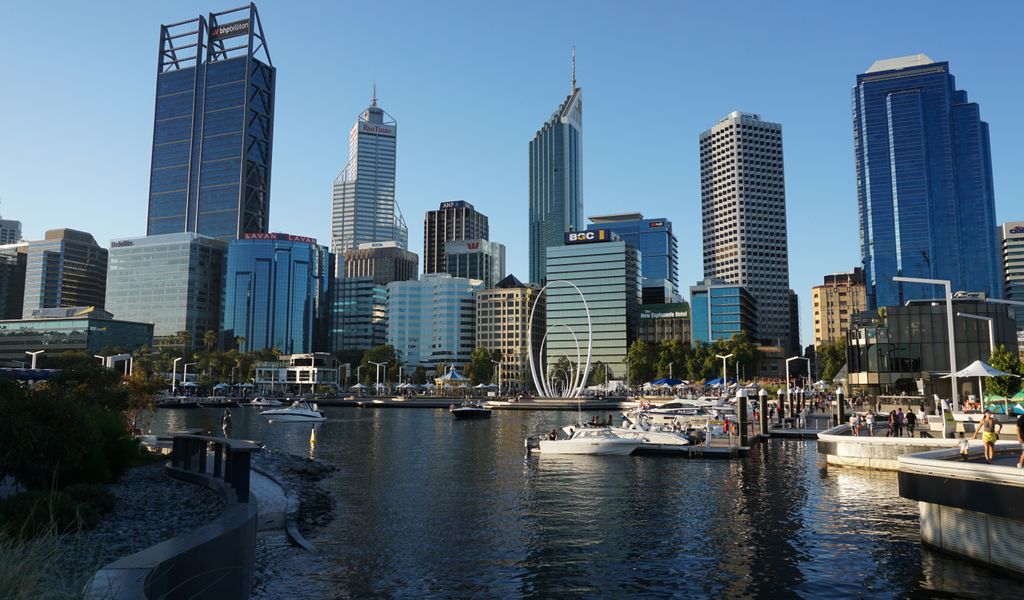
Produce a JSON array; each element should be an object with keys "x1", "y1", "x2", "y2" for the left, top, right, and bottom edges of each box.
[
  {"x1": 449, "y1": 401, "x2": 492, "y2": 420},
  {"x1": 526, "y1": 426, "x2": 641, "y2": 456},
  {"x1": 260, "y1": 400, "x2": 326, "y2": 423},
  {"x1": 612, "y1": 416, "x2": 693, "y2": 448},
  {"x1": 248, "y1": 397, "x2": 283, "y2": 407}
]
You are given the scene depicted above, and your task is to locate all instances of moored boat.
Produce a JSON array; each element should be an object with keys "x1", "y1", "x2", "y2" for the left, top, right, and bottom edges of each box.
[
  {"x1": 526, "y1": 426, "x2": 641, "y2": 455},
  {"x1": 260, "y1": 400, "x2": 326, "y2": 423},
  {"x1": 450, "y1": 401, "x2": 492, "y2": 419}
]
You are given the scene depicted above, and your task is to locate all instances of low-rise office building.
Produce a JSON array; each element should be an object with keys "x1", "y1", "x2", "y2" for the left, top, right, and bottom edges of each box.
[
  {"x1": 475, "y1": 274, "x2": 544, "y2": 390},
  {"x1": 387, "y1": 273, "x2": 483, "y2": 369},
  {"x1": 342, "y1": 241, "x2": 418, "y2": 285},
  {"x1": 845, "y1": 298, "x2": 1017, "y2": 399},
  {"x1": 690, "y1": 277, "x2": 759, "y2": 346},
  {"x1": 0, "y1": 306, "x2": 153, "y2": 363},
  {"x1": 254, "y1": 353, "x2": 341, "y2": 394},
  {"x1": 329, "y1": 276, "x2": 387, "y2": 352},
  {"x1": 105, "y1": 233, "x2": 226, "y2": 348},
  {"x1": 812, "y1": 268, "x2": 867, "y2": 348}
]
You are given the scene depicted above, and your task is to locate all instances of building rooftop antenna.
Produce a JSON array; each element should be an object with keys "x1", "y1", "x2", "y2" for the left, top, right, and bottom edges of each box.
[
  {"x1": 571, "y1": 46, "x2": 577, "y2": 91},
  {"x1": 371, "y1": 82, "x2": 378, "y2": 107}
]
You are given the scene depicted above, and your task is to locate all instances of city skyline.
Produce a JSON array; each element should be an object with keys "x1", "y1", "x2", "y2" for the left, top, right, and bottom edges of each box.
[{"x1": 2, "y1": 1, "x2": 1024, "y2": 345}]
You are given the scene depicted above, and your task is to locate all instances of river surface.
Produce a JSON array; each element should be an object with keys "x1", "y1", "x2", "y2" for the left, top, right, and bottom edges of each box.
[{"x1": 151, "y1": 406, "x2": 1013, "y2": 599}]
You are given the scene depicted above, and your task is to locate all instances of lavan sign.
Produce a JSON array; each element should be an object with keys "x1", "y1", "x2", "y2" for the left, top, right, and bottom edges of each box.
[
  {"x1": 565, "y1": 230, "x2": 610, "y2": 244},
  {"x1": 244, "y1": 232, "x2": 318, "y2": 245}
]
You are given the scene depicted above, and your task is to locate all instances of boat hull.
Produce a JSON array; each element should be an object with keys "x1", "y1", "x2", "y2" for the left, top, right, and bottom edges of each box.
[
  {"x1": 451, "y1": 408, "x2": 492, "y2": 420},
  {"x1": 261, "y1": 413, "x2": 326, "y2": 423},
  {"x1": 535, "y1": 439, "x2": 640, "y2": 455}
]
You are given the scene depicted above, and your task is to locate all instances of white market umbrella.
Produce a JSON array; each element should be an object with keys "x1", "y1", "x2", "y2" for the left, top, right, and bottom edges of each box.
[
  {"x1": 944, "y1": 360, "x2": 1019, "y2": 410},
  {"x1": 351, "y1": 383, "x2": 367, "y2": 389}
]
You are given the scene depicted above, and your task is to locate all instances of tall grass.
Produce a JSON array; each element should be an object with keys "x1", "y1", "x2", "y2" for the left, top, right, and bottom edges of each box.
[{"x1": 0, "y1": 496, "x2": 104, "y2": 600}]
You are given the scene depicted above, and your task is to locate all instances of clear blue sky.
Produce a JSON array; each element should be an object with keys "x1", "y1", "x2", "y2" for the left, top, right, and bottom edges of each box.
[{"x1": 2, "y1": 0, "x2": 1022, "y2": 347}]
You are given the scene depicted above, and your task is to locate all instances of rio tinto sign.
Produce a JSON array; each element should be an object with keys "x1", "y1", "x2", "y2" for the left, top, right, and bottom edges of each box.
[
  {"x1": 360, "y1": 123, "x2": 395, "y2": 137},
  {"x1": 210, "y1": 19, "x2": 250, "y2": 41}
]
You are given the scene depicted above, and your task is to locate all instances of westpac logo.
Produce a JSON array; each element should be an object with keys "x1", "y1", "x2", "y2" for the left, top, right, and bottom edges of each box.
[{"x1": 565, "y1": 230, "x2": 609, "y2": 244}]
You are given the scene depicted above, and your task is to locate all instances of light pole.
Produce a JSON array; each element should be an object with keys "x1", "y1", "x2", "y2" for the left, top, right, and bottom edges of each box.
[
  {"x1": 25, "y1": 350, "x2": 44, "y2": 369},
  {"x1": 894, "y1": 276, "x2": 957, "y2": 411},
  {"x1": 356, "y1": 365, "x2": 363, "y2": 386},
  {"x1": 715, "y1": 353, "x2": 733, "y2": 388},
  {"x1": 369, "y1": 361, "x2": 386, "y2": 394},
  {"x1": 183, "y1": 362, "x2": 196, "y2": 390},
  {"x1": 172, "y1": 357, "x2": 182, "y2": 394},
  {"x1": 956, "y1": 313, "x2": 995, "y2": 356},
  {"x1": 668, "y1": 362, "x2": 674, "y2": 380},
  {"x1": 491, "y1": 359, "x2": 502, "y2": 394},
  {"x1": 786, "y1": 356, "x2": 810, "y2": 412},
  {"x1": 94, "y1": 354, "x2": 106, "y2": 367}
]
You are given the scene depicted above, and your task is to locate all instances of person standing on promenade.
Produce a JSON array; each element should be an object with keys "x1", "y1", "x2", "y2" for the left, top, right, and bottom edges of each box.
[
  {"x1": 1017, "y1": 413, "x2": 1024, "y2": 469},
  {"x1": 972, "y1": 410, "x2": 1001, "y2": 464},
  {"x1": 895, "y1": 408, "x2": 906, "y2": 437},
  {"x1": 906, "y1": 410, "x2": 917, "y2": 437},
  {"x1": 865, "y1": 410, "x2": 876, "y2": 436},
  {"x1": 221, "y1": 407, "x2": 232, "y2": 438},
  {"x1": 886, "y1": 411, "x2": 895, "y2": 437},
  {"x1": 918, "y1": 406, "x2": 928, "y2": 437}
]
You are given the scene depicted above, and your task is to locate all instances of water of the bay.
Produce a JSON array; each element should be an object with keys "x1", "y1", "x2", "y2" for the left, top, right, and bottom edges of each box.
[{"x1": 151, "y1": 406, "x2": 1014, "y2": 599}]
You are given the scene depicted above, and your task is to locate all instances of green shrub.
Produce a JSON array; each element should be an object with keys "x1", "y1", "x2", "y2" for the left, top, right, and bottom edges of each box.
[
  {"x1": 63, "y1": 483, "x2": 116, "y2": 515},
  {"x1": 85, "y1": 406, "x2": 139, "y2": 481},
  {"x1": 0, "y1": 491, "x2": 99, "y2": 540}
]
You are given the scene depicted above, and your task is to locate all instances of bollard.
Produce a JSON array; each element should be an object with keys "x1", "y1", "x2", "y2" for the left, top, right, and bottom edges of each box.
[
  {"x1": 789, "y1": 390, "x2": 796, "y2": 423},
  {"x1": 777, "y1": 389, "x2": 785, "y2": 425},
  {"x1": 738, "y1": 389, "x2": 749, "y2": 447},
  {"x1": 759, "y1": 388, "x2": 769, "y2": 437},
  {"x1": 837, "y1": 387, "x2": 846, "y2": 427}
]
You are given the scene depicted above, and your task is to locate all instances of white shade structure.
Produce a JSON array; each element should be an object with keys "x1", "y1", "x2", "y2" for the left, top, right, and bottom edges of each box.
[{"x1": 943, "y1": 359, "x2": 1019, "y2": 409}]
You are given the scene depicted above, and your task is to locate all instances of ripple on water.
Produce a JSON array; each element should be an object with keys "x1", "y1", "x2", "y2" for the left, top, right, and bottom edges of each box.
[{"x1": 149, "y1": 408, "x2": 1017, "y2": 599}]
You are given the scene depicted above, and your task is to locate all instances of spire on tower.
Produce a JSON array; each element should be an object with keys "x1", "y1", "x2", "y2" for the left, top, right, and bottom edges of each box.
[
  {"x1": 571, "y1": 46, "x2": 576, "y2": 91},
  {"x1": 371, "y1": 82, "x2": 378, "y2": 107}
]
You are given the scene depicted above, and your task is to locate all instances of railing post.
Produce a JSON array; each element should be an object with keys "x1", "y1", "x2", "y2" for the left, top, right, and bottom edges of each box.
[
  {"x1": 182, "y1": 438, "x2": 193, "y2": 471},
  {"x1": 198, "y1": 440, "x2": 208, "y2": 474},
  {"x1": 213, "y1": 442, "x2": 223, "y2": 478},
  {"x1": 229, "y1": 450, "x2": 251, "y2": 503},
  {"x1": 172, "y1": 437, "x2": 183, "y2": 468}
]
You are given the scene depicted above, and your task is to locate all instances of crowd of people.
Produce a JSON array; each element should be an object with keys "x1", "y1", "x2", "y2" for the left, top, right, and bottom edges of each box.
[{"x1": 847, "y1": 406, "x2": 928, "y2": 437}]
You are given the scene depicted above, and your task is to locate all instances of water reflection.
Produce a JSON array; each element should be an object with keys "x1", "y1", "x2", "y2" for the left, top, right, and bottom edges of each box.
[{"x1": 149, "y1": 408, "x2": 1010, "y2": 598}]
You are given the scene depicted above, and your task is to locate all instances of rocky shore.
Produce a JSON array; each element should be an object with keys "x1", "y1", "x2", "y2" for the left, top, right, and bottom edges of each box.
[
  {"x1": 249, "y1": 450, "x2": 338, "y2": 600},
  {"x1": 59, "y1": 460, "x2": 225, "y2": 588}
]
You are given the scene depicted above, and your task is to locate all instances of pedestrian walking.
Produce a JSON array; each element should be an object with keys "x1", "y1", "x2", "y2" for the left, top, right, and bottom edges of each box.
[
  {"x1": 972, "y1": 410, "x2": 1001, "y2": 464},
  {"x1": 895, "y1": 408, "x2": 905, "y2": 437},
  {"x1": 906, "y1": 410, "x2": 917, "y2": 437},
  {"x1": 886, "y1": 410, "x2": 895, "y2": 437},
  {"x1": 865, "y1": 410, "x2": 875, "y2": 436}
]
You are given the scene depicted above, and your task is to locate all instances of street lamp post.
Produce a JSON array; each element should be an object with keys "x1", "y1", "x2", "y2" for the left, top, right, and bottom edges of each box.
[
  {"x1": 491, "y1": 360, "x2": 502, "y2": 395},
  {"x1": 183, "y1": 362, "x2": 196, "y2": 390},
  {"x1": 956, "y1": 312, "x2": 995, "y2": 356},
  {"x1": 171, "y1": 357, "x2": 182, "y2": 395},
  {"x1": 668, "y1": 362, "x2": 674, "y2": 380},
  {"x1": 715, "y1": 354, "x2": 733, "y2": 390},
  {"x1": 369, "y1": 361, "x2": 386, "y2": 395},
  {"x1": 25, "y1": 350, "x2": 44, "y2": 370},
  {"x1": 894, "y1": 276, "x2": 958, "y2": 410},
  {"x1": 785, "y1": 356, "x2": 810, "y2": 414}
]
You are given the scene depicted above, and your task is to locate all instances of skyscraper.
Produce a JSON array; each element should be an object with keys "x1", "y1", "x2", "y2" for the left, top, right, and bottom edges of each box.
[
  {"x1": 811, "y1": 268, "x2": 867, "y2": 348},
  {"x1": 22, "y1": 229, "x2": 108, "y2": 317},
  {"x1": 444, "y1": 239, "x2": 506, "y2": 289},
  {"x1": 853, "y1": 54, "x2": 1001, "y2": 308},
  {"x1": 331, "y1": 92, "x2": 408, "y2": 256},
  {"x1": 0, "y1": 202, "x2": 21, "y2": 244},
  {"x1": 342, "y1": 241, "x2": 418, "y2": 286},
  {"x1": 529, "y1": 55, "x2": 583, "y2": 285},
  {"x1": 423, "y1": 201, "x2": 489, "y2": 275},
  {"x1": 587, "y1": 213, "x2": 679, "y2": 303},
  {"x1": 998, "y1": 222, "x2": 1024, "y2": 336},
  {"x1": 699, "y1": 111, "x2": 793, "y2": 350},
  {"x1": 146, "y1": 5, "x2": 275, "y2": 241}
]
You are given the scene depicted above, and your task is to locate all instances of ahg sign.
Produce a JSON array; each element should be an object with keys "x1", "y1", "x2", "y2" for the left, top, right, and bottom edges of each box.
[
  {"x1": 565, "y1": 230, "x2": 609, "y2": 244},
  {"x1": 649, "y1": 221, "x2": 665, "y2": 228},
  {"x1": 360, "y1": 123, "x2": 395, "y2": 137},
  {"x1": 111, "y1": 240, "x2": 134, "y2": 248},
  {"x1": 1010, "y1": 226, "x2": 1024, "y2": 235},
  {"x1": 210, "y1": 19, "x2": 250, "y2": 41}
]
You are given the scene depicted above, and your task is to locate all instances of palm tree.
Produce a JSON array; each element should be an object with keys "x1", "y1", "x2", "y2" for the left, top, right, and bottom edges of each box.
[{"x1": 234, "y1": 335, "x2": 246, "y2": 352}]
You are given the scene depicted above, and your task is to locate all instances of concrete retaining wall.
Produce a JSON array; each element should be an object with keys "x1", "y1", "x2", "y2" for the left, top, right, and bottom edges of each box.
[
  {"x1": 817, "y1": 424, "x2": 957, "y2": 470},
  {"x1": 86, "y1": 463, "x2": 258, "y2": 599}
]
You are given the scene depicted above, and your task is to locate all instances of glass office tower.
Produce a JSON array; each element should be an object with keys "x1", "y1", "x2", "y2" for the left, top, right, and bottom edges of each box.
[
  {"x1": 529, "y1": 81, "x2": 583, "y2": 285},
  {"x1": 331, "y1": 95, "x2": 408, "y2": 256},
  {"x1": 329, "y1": 276, "x2": 387, "y2": 353},
  {"x1": 544, "y1": 232, "x2": 640, "y2": 382},
  {"x1": 146, "y1": 5, "x2": 275, "y2": 241},
  {"x1": 853, "y1": 55, "x2": 1000, "y2": 308},
  {"x1": 587, "y1": 213, "x2": 679, "y2": 303},
  {"x1": 22, "y1": 229, "x2": 108, "y2": 317},
  {"x1": 105, "y1": 233, "x2": 226, "y2": 346},
  {"x1": 223, "y1": 234, "x2": 330, "y2": 354},
  {"x1": 689, "y1": 277, "x2": 759, "y2": 346}
]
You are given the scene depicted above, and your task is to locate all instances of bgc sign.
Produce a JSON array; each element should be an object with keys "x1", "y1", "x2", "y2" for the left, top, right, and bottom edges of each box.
[{"x1": 565, "y1": 229, "x2": 611, "y2": 245}]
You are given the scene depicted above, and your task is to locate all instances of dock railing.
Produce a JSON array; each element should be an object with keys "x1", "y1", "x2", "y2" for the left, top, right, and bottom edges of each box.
[{"x1": 170, "y1": 435, "x2": 259, "y2": 503}]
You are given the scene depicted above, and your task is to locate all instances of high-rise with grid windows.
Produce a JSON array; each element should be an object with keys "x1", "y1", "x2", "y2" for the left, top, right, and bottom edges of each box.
[{"x1": 699, "y1": 111, "x2": 794, "y2": 352}]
